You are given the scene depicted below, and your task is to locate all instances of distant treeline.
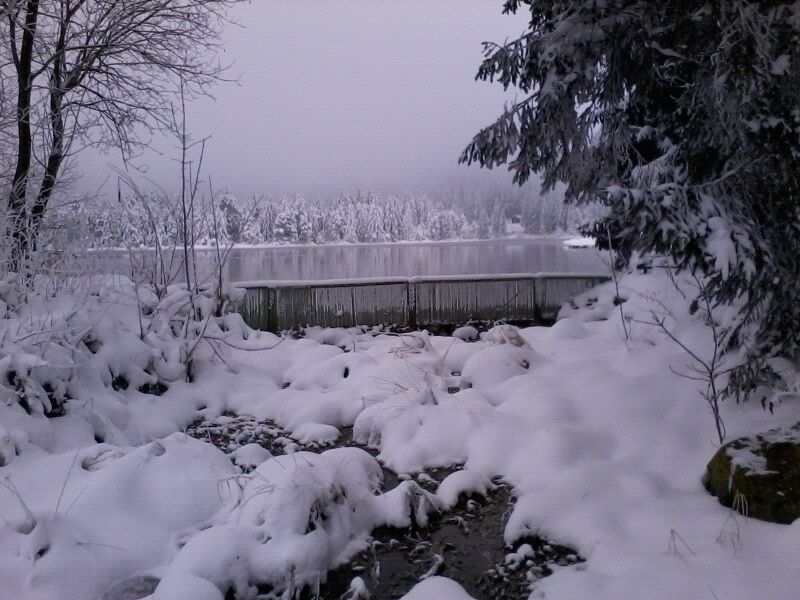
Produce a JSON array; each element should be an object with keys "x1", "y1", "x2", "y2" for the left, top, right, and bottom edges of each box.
[{"x1": 49, "y1": 191, "x2": 602, "y2": 248}]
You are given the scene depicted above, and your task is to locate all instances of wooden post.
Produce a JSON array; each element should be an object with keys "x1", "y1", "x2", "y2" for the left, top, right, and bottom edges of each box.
[{"x1": 407, "y1": 280, "x2": 417, "y2": 330}]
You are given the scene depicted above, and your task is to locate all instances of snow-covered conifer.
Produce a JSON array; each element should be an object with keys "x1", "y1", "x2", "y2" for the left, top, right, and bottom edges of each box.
[{"x1": 461, "y1": 0, "x2": 800, "y2": 393}]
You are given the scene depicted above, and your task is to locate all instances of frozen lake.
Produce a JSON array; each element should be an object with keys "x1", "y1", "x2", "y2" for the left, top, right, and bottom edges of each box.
[{"x1": 94, "y1": 237, "x2": 606, "y2": 283}]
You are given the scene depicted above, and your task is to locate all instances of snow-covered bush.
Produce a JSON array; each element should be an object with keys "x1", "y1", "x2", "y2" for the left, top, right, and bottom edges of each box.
[
  {"x1": 151, "y1": 447, "x2": 443, "y2": 599},
  {"x1": 0, "y1": 268, "x2": 249, "y2": 456}
]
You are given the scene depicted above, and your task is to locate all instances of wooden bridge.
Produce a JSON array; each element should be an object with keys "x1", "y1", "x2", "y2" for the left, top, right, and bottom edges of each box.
[{"x1": 234, "y1": 272, "x2": 609, "y2": 332}]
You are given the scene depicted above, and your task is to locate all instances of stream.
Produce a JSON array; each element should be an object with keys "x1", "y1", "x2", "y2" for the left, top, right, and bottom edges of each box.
[{"x1": 185, "y1": 416, "x2": 584, "y2": 599}]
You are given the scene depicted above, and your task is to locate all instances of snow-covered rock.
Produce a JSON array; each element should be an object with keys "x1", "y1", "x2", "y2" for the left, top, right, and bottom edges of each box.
[
  {"x1": 230, "y1": 443, "x2": 272, "y2": 468},
  {"x1": 291, "y1": 422, "x2": 341, "y2": 445},
  {"x1": 452, "y1": 325, "x2": 479, "y2": 342},
  {"x1": 436, "y1": 469, "x2": 494, "y2": 509},
  {"x1": 461, "y1": 342, "x2": 540, "y2": 389},
  {"x1": 548, "y1": 316, "x2": 590, "y2": 340},
  {"x1": 399, "y1": 576, "x2": 476, "y2": 600},
  {"x1": 482, "y1": 324, "x2": 528, "y2": 347},
  {"x1": 706, "y1": 422, "x2": 800, "y2": 524}
]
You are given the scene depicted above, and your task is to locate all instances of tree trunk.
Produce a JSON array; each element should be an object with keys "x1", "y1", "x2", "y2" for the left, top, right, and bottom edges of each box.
[
  {"x1": 8, "y1": 0, "x2": 41, "y2": 268},
  {"x1": 31, "y1": 43, "x2": 68, "y2": 249}
]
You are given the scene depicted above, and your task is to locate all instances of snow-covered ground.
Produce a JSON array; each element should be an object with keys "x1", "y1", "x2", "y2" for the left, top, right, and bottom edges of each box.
[{"x1": 1, "y1": 264, "x2": 798, "y2": 599}]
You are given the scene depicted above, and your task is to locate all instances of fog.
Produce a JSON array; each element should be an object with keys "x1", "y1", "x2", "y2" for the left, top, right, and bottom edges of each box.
[{"x1": 77, "y1": 0, "x2": 531, "y2": 201}]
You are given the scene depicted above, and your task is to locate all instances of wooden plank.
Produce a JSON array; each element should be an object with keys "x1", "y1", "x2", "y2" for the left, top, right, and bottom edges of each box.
[
  {"x1": 534, "y1": 275, "x2": 609, "y2": 321},
  {"x1": 414, "y1": 278, "x2": 536, "y2": 325},
  {"x1": 238, "y1": 287, "x2": 273, "y2": 331},
  {"x1": 255, "y1": 281, "x2": 409, "y2": 329},
  {"x1": 235, "y1": 273, "x2": 609, "y2": 331}
]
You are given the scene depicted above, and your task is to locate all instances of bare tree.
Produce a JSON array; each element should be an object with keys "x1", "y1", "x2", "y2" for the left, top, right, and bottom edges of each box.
[
  {"x1": 1, "y1": 0, "x2": 240, "y2": 266},
  {"x1": 632, "y1": 271, "x2": 732, "y2": 444}
]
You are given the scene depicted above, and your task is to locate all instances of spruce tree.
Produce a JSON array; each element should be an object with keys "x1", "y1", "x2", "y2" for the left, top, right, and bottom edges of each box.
[{"x1": 462, "y1": 1, "x2": 800, "y2": 396}]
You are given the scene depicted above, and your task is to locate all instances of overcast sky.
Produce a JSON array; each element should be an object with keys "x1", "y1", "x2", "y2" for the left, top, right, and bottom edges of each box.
[{"x1": 79, "y1": 0, "x2": 531, "y2": 200}]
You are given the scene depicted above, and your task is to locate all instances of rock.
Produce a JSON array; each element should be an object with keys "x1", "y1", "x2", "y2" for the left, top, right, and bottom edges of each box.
[
  {"x1": 230, "y1": 443, "x2": 272, "y2": 469},
  {"x1": 705, "y1": 422, "x2": 800, "y2": 524},
  {"x1": 102, "y1": 575, "x2": 160, "y2": 600},
  {"x1": 483, "y1": 325, "x2": 528, "y2": 347},
  {"x1": 453, "y1": 325, "x2": 479, "y2": 342},
  {"x1": 291, "y1": 423, "x2": 340, "y2": 445}
]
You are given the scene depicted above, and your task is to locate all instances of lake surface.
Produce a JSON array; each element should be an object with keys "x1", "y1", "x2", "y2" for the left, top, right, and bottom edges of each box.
[{"x1": 95, "y1": 238, "x2": 606, "y2": 283}]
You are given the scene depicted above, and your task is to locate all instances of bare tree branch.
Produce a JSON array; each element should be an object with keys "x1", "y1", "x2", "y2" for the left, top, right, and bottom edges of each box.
[{"x1": 1, "y1": 0, "x2": 243, "y2": 265}]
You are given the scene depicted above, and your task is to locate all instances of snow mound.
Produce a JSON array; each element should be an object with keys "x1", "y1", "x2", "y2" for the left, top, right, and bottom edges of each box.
[
  {"x1": 302, "y1": 326, "x2": 355, "y2": 349},
  {"x1": 563, "y1": 236, "x2": 596, "y2": 248},
  {"x1": 453, "y1": 325, "x2": 479, "y2": 342},
  {"x1": 229, "y1": 443, "x2": 272, "y2": 468},
  {"x1": 373, "y1": 480, "x2": 444, "y2": 528},
  {"x1": 0, "y1": 434, "x2": 236, "y2": 600},
  {"x1": 461, "y1": 343, "x2": 540, "y2": 389},
  {"x1": 4, "y1": 264, "x2": 800, "y2": 600},
  {"x1": 354, "y1": 390, "x2": 491, "y2": 473},
  {"x1": 482, "y1": 324, "x2": 528, "y2": 346},
  {"x1": 152, "y1": 447, "x2": 444, "y2": 598},
  {"x1": 436, "y1": 469, "x2": 495, "y2": 509},
  {"x1": 291, "y1": 422, "x2": 341, "y2": 445},
  {"x1": 153, "y1": 448, "x2": 382, "y2": 598},
  {"x1": 399, "y1": 576, "x2": 476, "y2": 600},
  {"x1": 548, "y1": 316, "x2": 590, "y2": 340}
]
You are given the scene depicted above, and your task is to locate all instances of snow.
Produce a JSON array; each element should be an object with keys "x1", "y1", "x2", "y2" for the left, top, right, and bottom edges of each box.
[
  {"x1": 705, "y1": 215, "x2": 737, "y2": 280},
  {"x1": 0, "y1": 434, "x2": 236, "y2": 600},
  {"x1": 1, "y1": 263, "x2": 799, "y2": 599},
  {"x1": 229, "y1": 443, "x2": 272, "y2": 468},
  {"x1": 436, "y1": 469, "x2": 495, "y2": 509},
  {"x1": 153, "y1": 448, "x2": 382, "y2": 597},
  {"x1": 342, "y1": 576, "x2": 370, "y2": 599},
  {"x1": 461, "y1": 343, "x2": 537, "y2": 389},
  {"x1": 562, "y1": 236, "x2": 596, "y2": 248},
  {"x1": 724, "y1": 423, "x2": 800, "y2": 478},
  {"x1": 354, "y1": 389, "x2": 493, "y2": 473},
  {"x1": 291, "y1": 422, "x2": 341, "y2": 445},
  {"x1": 546, "y1": 316, "x2": 590, "y2": 339},
  {"x1": 453, "y1": 325, "x2": 479, "y2": 342},
  {"x1": 71, "y1": 185, "x2": 585, "y2": 250},
  {"x1": 461, "y1": 327, "x2": 543, "y2": 390},
  {"x1": 399, "y1": 576, "x2": 476, "y2": 599},
  {"x1": 152, "y1": 447, "x2": 447, "y2": 597}
]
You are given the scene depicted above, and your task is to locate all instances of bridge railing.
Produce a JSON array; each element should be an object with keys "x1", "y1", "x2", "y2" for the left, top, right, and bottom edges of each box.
[{"x1": 234, "y1": 273, "x2": 610, "y2": 332}]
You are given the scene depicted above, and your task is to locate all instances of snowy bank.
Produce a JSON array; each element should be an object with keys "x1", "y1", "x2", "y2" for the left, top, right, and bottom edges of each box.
[
  {"x1": 1, "y1": 263, "x2": 799, "y2": 599},
  {"x1": 562, "y1": 236, "x2": 596, "y2": 249}
]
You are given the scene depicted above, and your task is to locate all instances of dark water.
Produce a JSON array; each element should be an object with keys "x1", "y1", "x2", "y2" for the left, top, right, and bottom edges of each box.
[{"x1": 93, "y1": 238, "x2": 605, "y2": 284}]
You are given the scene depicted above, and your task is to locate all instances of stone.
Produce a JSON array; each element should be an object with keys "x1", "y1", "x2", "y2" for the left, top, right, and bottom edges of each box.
[{"x1": 705, "y1": 422, "x2": 800, "y2": 524}]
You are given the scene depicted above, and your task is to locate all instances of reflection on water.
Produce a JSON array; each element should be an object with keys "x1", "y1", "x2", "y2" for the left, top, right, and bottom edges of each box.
[{"x1": 93, "y1": 238, "x2": 606, "y2": 283}]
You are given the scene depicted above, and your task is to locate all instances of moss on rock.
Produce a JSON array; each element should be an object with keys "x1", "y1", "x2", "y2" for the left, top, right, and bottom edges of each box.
[{"x1": 705, "y1": 422, "x2": 800, "y2": 524}]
